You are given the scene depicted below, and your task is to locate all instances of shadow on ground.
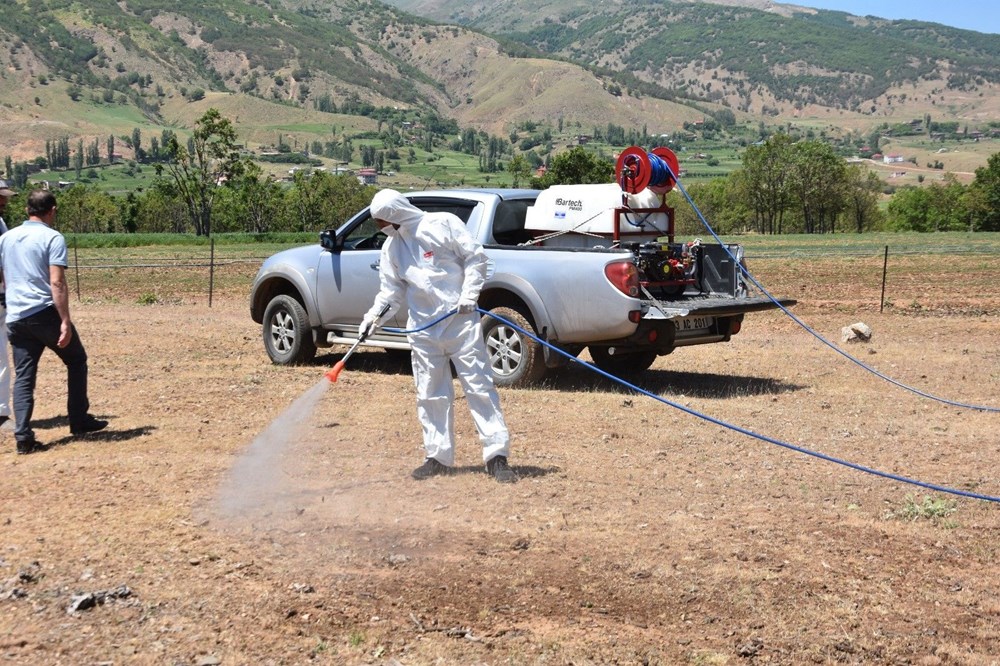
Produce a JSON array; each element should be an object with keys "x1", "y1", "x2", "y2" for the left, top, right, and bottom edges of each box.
[
  {"x1": 312, "y1": 347, "x2": 803, "y2": 399},
  {"x1": 542, "y1": 364, "x2": 805, "y2": 398}
]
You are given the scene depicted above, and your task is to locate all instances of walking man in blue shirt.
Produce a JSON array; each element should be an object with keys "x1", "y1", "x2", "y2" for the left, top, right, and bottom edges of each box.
[{"x1": 0, "y1": 189, "x2": 106, "y2": 454}]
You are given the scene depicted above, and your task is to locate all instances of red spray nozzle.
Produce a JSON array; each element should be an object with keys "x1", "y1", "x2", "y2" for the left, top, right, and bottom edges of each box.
[{"x1": 325, "y1": 360, "x2": 346, "y2": 383}]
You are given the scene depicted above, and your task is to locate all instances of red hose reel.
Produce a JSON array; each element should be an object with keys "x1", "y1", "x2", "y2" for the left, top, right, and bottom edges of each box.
[{"x1": 614, "y1": 146, "x2": 680, "y2": 195}]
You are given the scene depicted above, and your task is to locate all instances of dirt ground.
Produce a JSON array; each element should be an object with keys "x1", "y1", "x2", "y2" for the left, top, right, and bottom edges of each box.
[{"x1": 2, "y1": 257, "x2": 999, "y2": 665}]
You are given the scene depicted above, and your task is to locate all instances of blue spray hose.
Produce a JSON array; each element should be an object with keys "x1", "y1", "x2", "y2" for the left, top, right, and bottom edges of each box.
[
  {"x1": 656, "y1": 161, "x2": 999, "y2": 414},
  {"x1": 380, "y1": 307, "x2": 999, "y2": 503}
]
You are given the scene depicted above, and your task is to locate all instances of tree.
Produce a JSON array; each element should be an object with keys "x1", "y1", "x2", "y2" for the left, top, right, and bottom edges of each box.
[
  {"x1": 106, "y1": 135, "x2": 115, "y2": 164},
  {"x1": 787, "y1": 140, "x2": 846, "y2": 233},
  {"x1": 737, "y1": 134, "x2": 794, "y2": 234},
  {"x1": 969, "y1": 152, "x2": 1000, "y2": 231},
  {"x1": 671, "y1": 177, "x2": 749, "y2": 236},
  {"x1": 12, "y1": 162, "x2": 28, "y2": 189},
  {"x1": 86, "y1": 138, "x2": 101, "y2": 166},
  {"x1": 120, "y1": 191, "x2": 140, "y2": 233},
  {"x1": 530, "y1": 146, "x2": 613, "y2": 188},
  {"x1": 843, "y1": 164, "x2": 883, "y2": 233},
  {"x1": 285, "y1": 171, "x2": 375, "y2": 233},
  {"x1": 135, "y1": 186, "x2": 188, "y2": 233},
  {"x1": 923, "y1": 174, "x2": 967, "y2": 231},
  {"x1": 962, "y1": 182, "x2": 989, "y2": 232},
  {"x1": 866, "y1": 128, "x2": 882, "y2": 153},
  {"x1": 156, "y1": 108, "x2": 246, "y2": 236},
  {"x1": 507, "y1": 155, "x2": 531, "y2": 188},
  {"x1": 887, "y1": 177, "x2": 968, "y2": 232},
  {"x1": 214, "y1": 162, "x2": 286, "y2": 234},
  {"x1": 132, "y1": 127, "x2": 143, "y2": 161},
  {"x1": 60, "y1": 184, "x2": 121, "y2": 233},
  {"x1": 74, "y1": 139, "x2": 84, "y2": 178},
  {"x1": 885, "y1": 187, "x2": 932, "y2": 231}
]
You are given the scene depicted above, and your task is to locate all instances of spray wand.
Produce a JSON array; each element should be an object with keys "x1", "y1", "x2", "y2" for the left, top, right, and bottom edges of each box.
[{"x1": 326, "y1": 303, "x2": 391, "y2": 383}]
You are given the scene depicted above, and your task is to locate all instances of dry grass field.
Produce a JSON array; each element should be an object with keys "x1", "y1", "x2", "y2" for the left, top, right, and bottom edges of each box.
[{"x1": 1, "y1": 250, "x2": 999, "y2": 665}]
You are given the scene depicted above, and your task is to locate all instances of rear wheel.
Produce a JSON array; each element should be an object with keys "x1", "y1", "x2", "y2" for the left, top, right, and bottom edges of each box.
[
  {"x1": 263, "y1": 294, "x2": 317, "y2": 365},
  {"x1": 482, "y1": 306, "x2": 547, "y2": 387},
  {"x1": 587, "y1": 347, "x2": 657, "y2": 378}
]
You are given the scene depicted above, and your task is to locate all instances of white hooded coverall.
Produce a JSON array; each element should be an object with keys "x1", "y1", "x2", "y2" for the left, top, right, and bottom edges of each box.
[{"x1": 363, "y1": 189, "x2": 510, "y2": 466}]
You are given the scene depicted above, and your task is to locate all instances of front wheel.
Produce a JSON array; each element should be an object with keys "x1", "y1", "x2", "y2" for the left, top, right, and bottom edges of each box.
[
  {"x1": 587, "y1": 347, "x2": 657, "y2": 378},
  {"x1": 481, "y1": 306, "x2": 547, "y2": 387},
  {"x1": 262, "y1": 294, "x2": 317, "y2": 365}
]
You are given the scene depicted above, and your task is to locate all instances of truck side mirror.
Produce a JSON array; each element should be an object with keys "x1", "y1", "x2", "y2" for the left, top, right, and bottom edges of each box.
[{"x1": 319, "y1": 230, "x2": 344, "y2": 254}]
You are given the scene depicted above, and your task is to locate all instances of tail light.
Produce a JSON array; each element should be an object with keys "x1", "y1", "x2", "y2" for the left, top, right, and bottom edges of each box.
[{"x1": 605, "y1": 261, "x2": 639, "y2": 298}]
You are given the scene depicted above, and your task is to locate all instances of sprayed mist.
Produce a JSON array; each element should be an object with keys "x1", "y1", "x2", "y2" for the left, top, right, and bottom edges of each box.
[{"x1": 214, "y1": 378, "x2": 330, "y2": 519}]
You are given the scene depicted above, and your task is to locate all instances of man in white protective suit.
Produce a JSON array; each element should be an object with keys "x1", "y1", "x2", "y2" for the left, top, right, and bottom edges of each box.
[{"x1": 360, "y1": 189, "x2": 517, "y2": 483}]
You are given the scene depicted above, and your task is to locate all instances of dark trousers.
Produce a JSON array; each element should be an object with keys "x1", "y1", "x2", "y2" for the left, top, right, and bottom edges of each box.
[{"x1": 7, "y1": 306, "x2": 89, "y2": 443}]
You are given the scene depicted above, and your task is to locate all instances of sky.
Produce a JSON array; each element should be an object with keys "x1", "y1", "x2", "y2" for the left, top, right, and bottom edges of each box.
[{"x1": 793, "y1": 1, "x2": 1000, "y2": 35}]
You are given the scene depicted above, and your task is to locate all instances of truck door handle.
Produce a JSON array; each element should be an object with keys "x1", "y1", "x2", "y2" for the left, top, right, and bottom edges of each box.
[{"x1": 370, "y1": 261, "x2": 380, "y2": 270}]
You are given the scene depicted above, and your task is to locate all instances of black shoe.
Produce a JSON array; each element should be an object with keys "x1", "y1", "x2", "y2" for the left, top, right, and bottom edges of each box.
[
  {"x1": 411, "y1": 457, "x2": 452, "y2": 480},
  {"x1": 486, "y1": 456, "x2": 518, "y2": 484},
  {"x1": 16, "y1": 439, "x2": 47, "y2": 455},
  {"x1": 70, "y1": 416, "x2": 108, "y2": 436}
]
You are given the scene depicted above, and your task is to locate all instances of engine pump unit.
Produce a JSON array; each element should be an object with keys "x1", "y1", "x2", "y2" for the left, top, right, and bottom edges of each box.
[{"x1": 624, "y1": 239, "x2": 701, "y2": 296}]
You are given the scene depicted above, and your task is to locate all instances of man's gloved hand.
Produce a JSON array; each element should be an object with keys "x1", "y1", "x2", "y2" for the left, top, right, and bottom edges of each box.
[
  {"x1": 359, "y1": 315, "x2": 378, "y2": 339},
  {"x1": 457, "y1": 299, "x2": 477, "y2": 315}
]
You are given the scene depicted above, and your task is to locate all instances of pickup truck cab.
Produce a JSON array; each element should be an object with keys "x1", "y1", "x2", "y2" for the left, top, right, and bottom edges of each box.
[{"x1": 250, "y1": 188, "x2": 793, "y2": 386}]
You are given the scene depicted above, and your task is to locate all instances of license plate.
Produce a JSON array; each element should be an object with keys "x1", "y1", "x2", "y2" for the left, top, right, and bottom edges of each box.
[{"x1": 674, "y1": 316, "x2": 714, "y2": 331}]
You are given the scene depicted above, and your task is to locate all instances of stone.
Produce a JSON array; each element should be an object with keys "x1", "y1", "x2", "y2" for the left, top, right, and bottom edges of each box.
[{"x1": 841, "y1": 321, "x2": 872, "y2": 343}]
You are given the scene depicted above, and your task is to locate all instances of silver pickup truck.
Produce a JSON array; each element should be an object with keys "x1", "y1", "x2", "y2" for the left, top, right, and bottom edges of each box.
[{"x1": 250, "y1": 188, "x2": 794, "y2": 386}]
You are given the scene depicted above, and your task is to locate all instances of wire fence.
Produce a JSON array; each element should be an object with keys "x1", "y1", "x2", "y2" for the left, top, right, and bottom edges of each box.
[
  {"x1": 66, "y1": 238, "x2": 1000, "y2": 314},
  {"x1": 743, "y1": 244, "x2": 1000, "y2": 259},
  {"x1": 68, "y1": 239, "x2": 269, "y2": 305}
]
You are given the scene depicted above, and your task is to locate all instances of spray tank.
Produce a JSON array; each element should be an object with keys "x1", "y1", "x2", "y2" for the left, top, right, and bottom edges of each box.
[{"x1": 523, "y1": 146, "x2": 703, "y2": 297}]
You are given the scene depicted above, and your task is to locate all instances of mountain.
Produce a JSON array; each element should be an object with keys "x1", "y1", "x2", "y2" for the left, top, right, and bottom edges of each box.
[
  {"x1": 383, "y1": 0, "x2": 1000, "y2": 119},
  {"x1": 0, "y1": 0, "x2": 703, "y2": 162},
  {"x1": 0, "y1": 0, "x2": 997, "y2": 164}
]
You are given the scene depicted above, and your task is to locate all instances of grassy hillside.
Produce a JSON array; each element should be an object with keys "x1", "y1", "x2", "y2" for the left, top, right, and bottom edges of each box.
[
  {"x1": 375, "y1": 25, "x2": 706, "y2": 135},
  {"x1": 385, "y1": 0, "x2": 1000, "y2": 122},
  {"x1": 0, "y1": 0, "x2": 719, "y2": 163}
]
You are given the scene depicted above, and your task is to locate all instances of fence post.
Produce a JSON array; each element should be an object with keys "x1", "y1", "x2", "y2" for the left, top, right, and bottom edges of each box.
[
  {"x1": 209, "y1": 238, "x2": 215, "y2": 308},
  {"x1": 880, "y1": 245, "x2": 888, "y2": 313}
]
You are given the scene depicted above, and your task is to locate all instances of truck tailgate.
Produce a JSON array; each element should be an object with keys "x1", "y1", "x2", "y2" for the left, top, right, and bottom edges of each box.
[{"x1": 645, "y1": 296, "x2": 797, "y2": 319}]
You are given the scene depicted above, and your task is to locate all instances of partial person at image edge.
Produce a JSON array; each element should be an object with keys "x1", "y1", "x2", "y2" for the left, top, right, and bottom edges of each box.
[
  {"x1": 0, "y1": 185, "x2": 15, "y2": 429},
  {"x1": 0, "y1": 189, "x2": 107, "y2": 454}
]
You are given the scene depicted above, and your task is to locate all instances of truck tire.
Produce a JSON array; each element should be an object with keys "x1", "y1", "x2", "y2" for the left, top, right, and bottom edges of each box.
[
  {"x1": 263, "y1": 294, "x2": 317, "y2": 365},
  {"x1": 482, "y1": 306, "x2": 546, "y2": 387},
  {"x1": 588, "y1": 347, "x2": 657, "y2": 378}
]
